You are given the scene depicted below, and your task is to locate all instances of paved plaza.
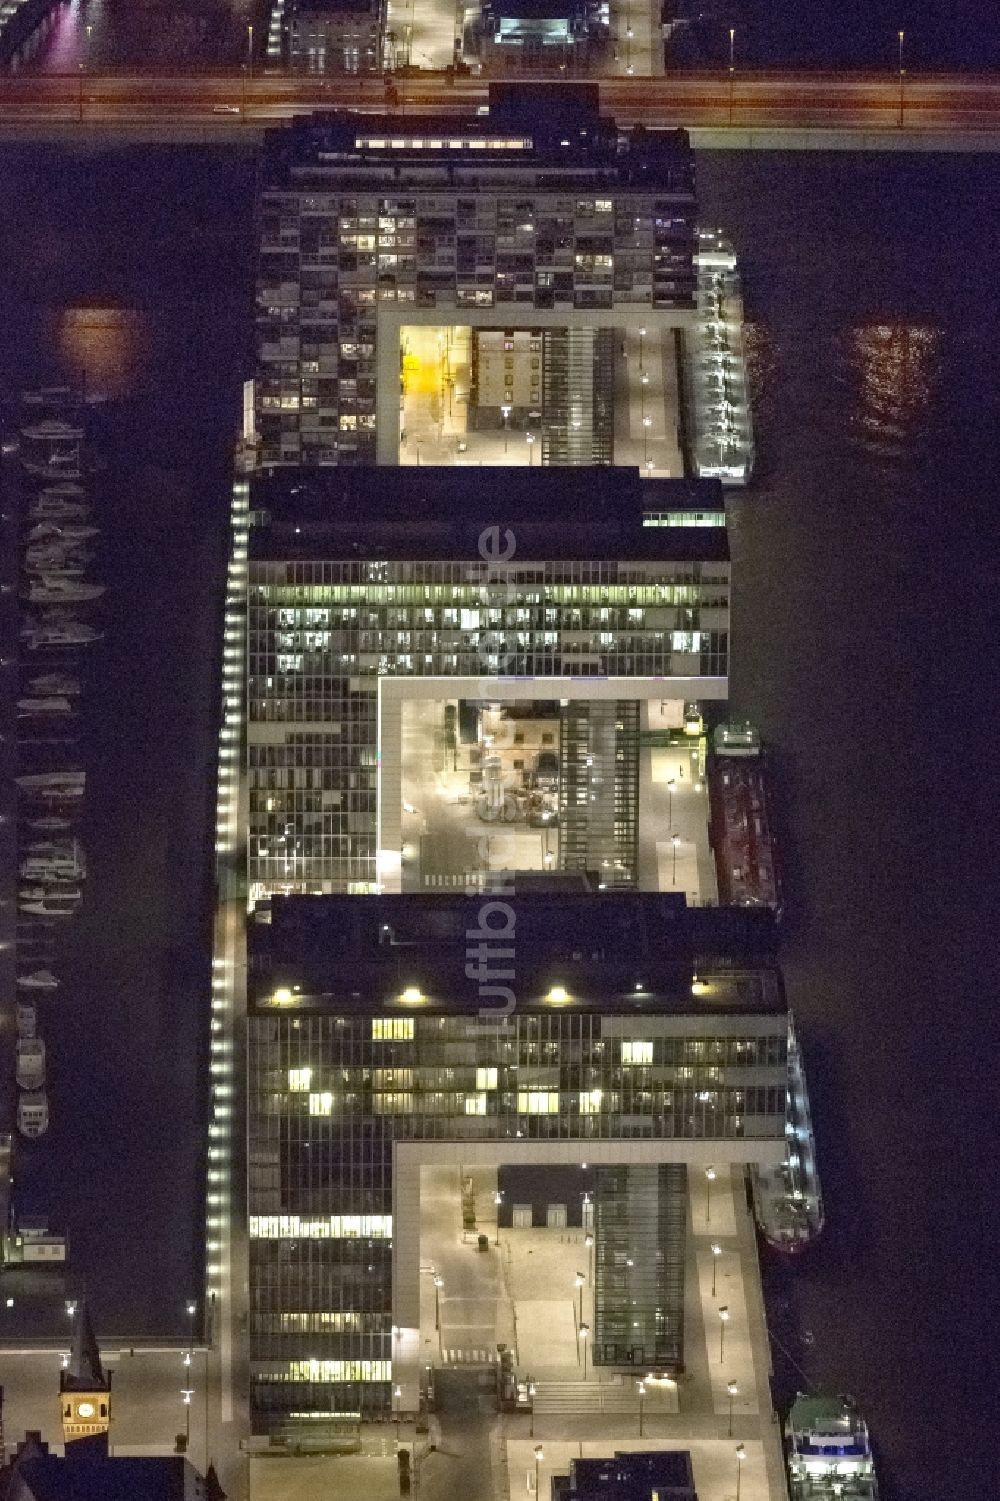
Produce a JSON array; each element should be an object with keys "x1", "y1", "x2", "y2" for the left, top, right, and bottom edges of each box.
[
  {"x1": 398, "y1": 1162, "x2": 788, "y2": 1501},
  {"x1": 396, "y1": 325, "x2": 682, "y2": 474}
]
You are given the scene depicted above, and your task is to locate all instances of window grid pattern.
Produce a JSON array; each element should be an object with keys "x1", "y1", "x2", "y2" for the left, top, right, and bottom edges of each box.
[
  {"x1": 256, "y1": 177, "x2": 696, "y2": 467},
  {"x1": 247, "y1": 1009, "x2": 787, "y2": 1426},
  {"x1": 247, "y1": 559, "x2": 729, "y2": 896}
]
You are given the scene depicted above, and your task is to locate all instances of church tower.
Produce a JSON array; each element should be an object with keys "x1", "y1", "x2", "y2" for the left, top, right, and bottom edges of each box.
[{"x1": 59, "y1": 1301, "x2": 111, "y2": 1454}]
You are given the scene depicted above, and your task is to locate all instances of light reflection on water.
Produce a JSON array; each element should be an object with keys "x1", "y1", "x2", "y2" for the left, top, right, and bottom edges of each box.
[
  {"x1": 48, "y1": 306, "x2": 151, "y2": 400},
  {"x1": 844, "y1": 321, "x2": 942, "y2": 458}
]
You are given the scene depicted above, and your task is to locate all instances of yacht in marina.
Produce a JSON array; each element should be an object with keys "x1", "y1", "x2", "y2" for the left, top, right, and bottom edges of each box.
[
  {"x1": 15, "y1": 770, "x2": 86, "y2": 795},
  {"x1": 24, "y1": 578, "x2": 105, "y2": 605},
  {"x1": 17, "y1": 969, "x2": 59, "y2": 990},
  {"x1": 27, "y1": 521, "x2": 98, "y2": 543},
  {"x1": 17, "y1": 697, "x2": 75, "y2": 718},
  {"x1": 17, "y1": 1090, "x2": 49, "y2": 1139},
  {"x1": 15, "y1": 1036, "x2": 46, "y2": 1092},
  {"x1": 21, "y1": 618, "x2": 102, "y2": 649},
  {"x1": 26, "y1": 673, "x2": 81, "y2": 696},
  {"x1": 20, "y1": 840, "x2": 86, "y2": 882}
]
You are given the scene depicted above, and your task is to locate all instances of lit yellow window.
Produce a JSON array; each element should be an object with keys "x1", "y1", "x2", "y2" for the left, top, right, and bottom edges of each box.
[{"x1": 622, "y1": 1041, "x2": 653, "y2": 1066}]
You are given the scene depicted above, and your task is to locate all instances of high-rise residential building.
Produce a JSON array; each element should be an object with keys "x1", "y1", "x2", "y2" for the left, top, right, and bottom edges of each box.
[
  {"x1": 246, "y1": 467, "x2": 729, "y2": 900},
  {"x1": 246, "y1": 889, "x2": 790, "y2": 1434},
  {"x1": 254, "y1": 86, "x2": 697, "y2": 468}
]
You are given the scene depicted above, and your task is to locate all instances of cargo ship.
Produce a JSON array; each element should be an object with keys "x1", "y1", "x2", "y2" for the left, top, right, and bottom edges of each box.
[{"x1": 708, "y1": 721, "x2": 782, "y2": 917}]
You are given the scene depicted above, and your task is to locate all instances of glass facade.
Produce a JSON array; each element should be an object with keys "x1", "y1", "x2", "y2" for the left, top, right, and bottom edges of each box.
[
  {"x1": 248, "y1": 999, "x2": 789, "y2": 1427},
  {"x1": 247, "y1": 557, "x2": 729, "y2": 897},
  {"x1": 593, "y1": 1164, "x2": 687, "y2": 1371}
]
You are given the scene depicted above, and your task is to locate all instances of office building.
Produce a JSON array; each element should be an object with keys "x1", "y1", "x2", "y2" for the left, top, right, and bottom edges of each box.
[
  {"x1": 247, "y1": 888, "x2": 791, "y2": 1433},
  {"x1": 246, "y1": 467, "x2": 729, "y2": 900},
  {"x1": 255, "y1": 86, "x2": 697, "y2": 468},
  {"x1": 476, "y1": 0, "x2": 607, "y2": 71},
  {"x1": 286, "y1": 0, "x2": 385, "y2": 73}
]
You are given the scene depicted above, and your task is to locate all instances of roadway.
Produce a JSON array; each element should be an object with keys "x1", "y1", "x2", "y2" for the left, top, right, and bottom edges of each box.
[{"x1": 0, "y1": 70, "x2": 998, "y2": 144}]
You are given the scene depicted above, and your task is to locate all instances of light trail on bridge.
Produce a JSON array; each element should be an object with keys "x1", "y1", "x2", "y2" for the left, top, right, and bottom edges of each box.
[{"x1": 0, "y1": 69, "x2": 998, "y2": 137}]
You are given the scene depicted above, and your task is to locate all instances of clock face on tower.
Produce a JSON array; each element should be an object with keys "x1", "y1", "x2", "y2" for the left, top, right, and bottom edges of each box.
[{"x1": 77, "y1": 1401, "x2": 95, "y2": 1418}]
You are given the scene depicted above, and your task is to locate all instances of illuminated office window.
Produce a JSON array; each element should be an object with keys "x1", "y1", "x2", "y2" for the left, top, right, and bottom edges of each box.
[{"x1": 622, "y1": 1041, "x2": 653, "y2": 1066}]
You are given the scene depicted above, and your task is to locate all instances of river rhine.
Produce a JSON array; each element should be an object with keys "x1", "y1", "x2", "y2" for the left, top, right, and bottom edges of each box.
[{"x1": 0, "y1": 144, "x2": 992, "y2": 1498}]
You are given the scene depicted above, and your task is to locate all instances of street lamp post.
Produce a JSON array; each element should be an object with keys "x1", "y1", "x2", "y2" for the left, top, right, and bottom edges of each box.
[
  {"x1": 394, "y1": 1383, "x2": 402, "y2": 1443},
  {"x1": 711, "y1": 1242, "x2": 722, "y2": 1297},
  {"x1": 638, "y1": 327, "x2": 646, "y2": 373},
  {"x1": 667, "y1": 777, "x2": 676, "y2": 828},
  {"x1": 897, "y1": 30, "x2": 905, "y2": 128},
  {"x1": 736, "y1": 1444, "x2": 746, "y2": 1501},
  {"x1": 671, "y1": 833, "x2": 680, "y2": 883},
  {"x1": 528, "y1": 1380, "x2": 537, "y2": 1437},
  {"x1": 248, "y1": 23, "x2": 254, "y2": 80},
  {"x1": 501, "y1": 405, "x2": 511, "y2": 453},
  {"x1": 575, "y1": 1273, "x2": 585, "y2": 1330},
  {"x1": 718, "y1": 1306, "x2": 729, "y2": 1363},
  {"x1": 526, "y1": 431, "x2": 536, "y2": 466},
  {"x1": 181, "y1": 1387, "x2": 194, "y2": 1448},
  {"x1": 495, "y1": 1190, "x2": 503, "y2": 1246},
  {"x1": 705, "y1": 1165, "x2": 716, "y2": 1223},
  {"x1": 534, "y1": 1444, "x2": 544, "y2": 1496},
  {"x1": 727, "y1": 1380, "x2": 738, "y2": 1437},
  {"x1": 434, "y1": 1276, "x2": 443, "y2": 1331},
  {"x1": 579, "y1": 1322, "x2": 589, "y2": 1379},
  {"x1": 637, "y1": 1380, "x2": 646, "y2": 1437},
  {"x1": 729, "y1": 28, "x2": 735, "y2": 127},
  {"x1": 585, "y1": 1231, "x2": 594, "y2": 1285}
]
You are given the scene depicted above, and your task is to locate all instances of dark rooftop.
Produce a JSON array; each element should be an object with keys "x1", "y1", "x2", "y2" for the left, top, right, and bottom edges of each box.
[
  {"x1": 290, "y1": 0, "x2": 379, "y2": 16},
  {"x1": 249, "y1": 469, "x2": 729, "y2": 564},
  {"x1": 248, "y1": 892, "x2": 782, "y2": 1017},
  {"x1": 263, "y1": 87, "x2": 694, "y2": 189},
  {"x1": 6, "y1": 1456, "x2": 203, "y2": 1501},
  {"x1": 552, "y1": 1449, "x2": 697, "y2": 1501},
  {"x1": 482, "y1": 0, "x2": 586, "y2": 19}
]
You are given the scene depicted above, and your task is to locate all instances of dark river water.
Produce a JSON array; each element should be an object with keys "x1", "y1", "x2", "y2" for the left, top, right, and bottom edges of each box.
[{"x1": 0, "y1": 144, "x2": 993, "y2": 1496}]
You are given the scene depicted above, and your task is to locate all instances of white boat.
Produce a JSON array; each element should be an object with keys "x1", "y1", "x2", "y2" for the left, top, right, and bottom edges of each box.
[
  {"x1": 786, "y1": 1394, "x2": 879, "y2": 1501},
  {"x1": 25, "y1": 582, "x2": 105, "y2": 605},
  {"x1": 20, "y1": 419, "x2": 84, "y2": 440},
  {"x1": 17, "y1": 1090, "x2": 49, "y2": 1139},
  {"x1": 15, "y1": 1037, "x2": 46, "y2": 1091},
  {"x1": 751, "y1": 1020, "x2": 823, "y2": 1255},
  {"x1": 28, "y1": 497, "x2": 90, "y2": 518},
  {"x1": 27, "y1": 522, "x2": 98, "y2": 542},
  {"x1": 27, "y1": 673, "x2": 80, "y2": 696},
  {"x1": 26, "y1": 550, "x2": 94, "y2": 572},
  {"x1": 16, "y1": 771, "x2": 85, "y2": 793},
  {"x1": 22, "y1": 459, "x2": 82, "y2": 480},
  {"x1": 17, "y1": 969, "x2": 59, "y2": 990},
  {"x1": 20, "y1": 884, "x2": 82, "y2": 902},
  {"x1": 21, "y1": 846, "x2": 86, "y2": 882},
  {"x1": 17, "y1": 698, "x2": 74, "y2": 717},
  {"x1": 19, "y1": 894, "x2": 79, "y2": 916},
  {"x1": 38, "y1": 481, "x2": 86, "y2": 499},
  {"x1": 21, "y1": 620, "x2": 102, "y2": 649},
  {"x1": 16, "y1": 1002, "x2": 37, "y2": 1039}
]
